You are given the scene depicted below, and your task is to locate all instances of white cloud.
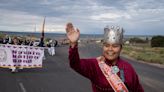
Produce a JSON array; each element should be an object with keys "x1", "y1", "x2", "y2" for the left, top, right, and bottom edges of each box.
[
  {"x1": 39, "y1": 0, "x2": 51, "y2": 5},
  {"x1": 0, "y1": 8, "x2": 65, "y2": 33},
  {"x1": 44, "y1": 24, "x2": 65, "y2": 33},
  {"x1": 90, "y1": 13, "x2": 131, "y2": 21},
  {"x1": 0, "y1": 0, "x2": 164, "y2": 35}
]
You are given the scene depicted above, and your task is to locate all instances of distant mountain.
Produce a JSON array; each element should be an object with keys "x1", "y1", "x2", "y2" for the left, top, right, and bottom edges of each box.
[
  {"x1": 0, "y1": 31, "x2": 66, "y2": 38},
  {"x1": 0, "y1": 31, "x2": 154, "y2": 40}
]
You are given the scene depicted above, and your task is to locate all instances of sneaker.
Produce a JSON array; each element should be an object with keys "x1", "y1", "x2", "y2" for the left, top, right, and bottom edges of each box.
[{"x1": 11, "y1": 69, "x2": 18, "y2": 73}]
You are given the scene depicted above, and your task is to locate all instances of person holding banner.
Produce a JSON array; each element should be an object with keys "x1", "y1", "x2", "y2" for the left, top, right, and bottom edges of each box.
[
  {"x1": 66, "y1": 23, "x2": 144, "y2": 92},
  {"x1": 10, "y1": 37, "x2": 19, "y2": 72}
]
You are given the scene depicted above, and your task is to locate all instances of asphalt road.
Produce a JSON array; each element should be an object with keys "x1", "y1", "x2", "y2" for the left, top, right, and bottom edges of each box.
[{"x1": 0, "y1": 43, "x2": 163, "y2": 92}]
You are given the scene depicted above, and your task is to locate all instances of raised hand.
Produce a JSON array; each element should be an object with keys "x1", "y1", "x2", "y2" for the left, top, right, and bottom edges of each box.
[{"x1": 66, "y1": 22, "x2": 80, "y2": 43}]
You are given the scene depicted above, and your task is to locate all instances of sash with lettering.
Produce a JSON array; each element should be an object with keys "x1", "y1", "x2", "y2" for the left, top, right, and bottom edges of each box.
[{"x1": 97, "y1": 56, "x2": 129, "y2": 92}]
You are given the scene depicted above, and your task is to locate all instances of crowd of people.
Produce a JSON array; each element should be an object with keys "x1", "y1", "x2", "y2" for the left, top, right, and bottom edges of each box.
[
  {"x1": 0, "y1": 35, "x2": 33, "y2": 46},
  {"x1": 0, "y1": 35, "x2": 58, "y2": 73},
  {"x1": 0, "y1": 35, "x2": 58, "y2": 47},
  {"x1": 0, "y1": 22, "x2": 145, "y2": 91}
]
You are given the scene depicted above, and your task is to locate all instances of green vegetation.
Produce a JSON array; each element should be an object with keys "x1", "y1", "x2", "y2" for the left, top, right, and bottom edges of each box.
[
  {"x1": 0, "y1": 33, "x2": 5, "y2": 38},
  {"x1": 129, "y1": 37, "x2": 148, "y2": 44},
  {"x1": 151, "y1": 36, "x2": 164, "y2": 47},
  {"x1": 122, "y1": 45, "x2": 164, "y2": 64}
]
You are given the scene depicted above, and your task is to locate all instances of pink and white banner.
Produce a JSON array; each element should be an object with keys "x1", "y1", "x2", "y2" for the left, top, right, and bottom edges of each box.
[{"x1": 0, "y1": 44, "x2": 44, "y2": 68}]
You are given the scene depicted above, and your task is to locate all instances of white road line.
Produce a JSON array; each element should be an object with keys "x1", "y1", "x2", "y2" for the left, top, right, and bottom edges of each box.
[{"x1": 19, "y1": 82, "x2": 27, "y2": 92}]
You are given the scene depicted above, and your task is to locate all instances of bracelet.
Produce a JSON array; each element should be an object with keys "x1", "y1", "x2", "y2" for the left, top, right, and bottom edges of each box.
[
  {"x1": 70, "y1": 41, "x2": 78, "y2": 45},
  {"x1": 70, "y1": 41, "x2": 78, "y2": 48}
]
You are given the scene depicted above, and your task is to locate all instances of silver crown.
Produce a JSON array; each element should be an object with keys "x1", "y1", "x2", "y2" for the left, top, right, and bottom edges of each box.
[{"x1": 104, "y1": 26, "x2": 124, "y2": 44}]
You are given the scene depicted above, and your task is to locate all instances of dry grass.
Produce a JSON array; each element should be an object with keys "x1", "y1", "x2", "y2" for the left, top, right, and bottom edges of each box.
[{"x1": 122, "y1": 45, "x2": 164, "y2": 64}]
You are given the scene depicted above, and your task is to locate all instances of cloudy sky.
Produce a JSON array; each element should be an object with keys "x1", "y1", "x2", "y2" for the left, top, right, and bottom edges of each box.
[{"x1": 0, "y1": 0, "x2": 164, "y2": 35}]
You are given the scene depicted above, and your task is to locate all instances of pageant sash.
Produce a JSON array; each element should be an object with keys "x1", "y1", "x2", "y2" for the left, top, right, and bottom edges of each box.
[{"x1": 97, "y1": 56, "x2": 129, "y2": 92}]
